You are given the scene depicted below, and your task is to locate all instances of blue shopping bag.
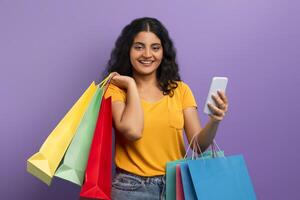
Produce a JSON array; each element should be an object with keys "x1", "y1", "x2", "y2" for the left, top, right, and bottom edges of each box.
[
  {"x1": 166, "y1": 150, "x2": 224, "y2": 200},
  {"x1": 180, "y1": 150, "x2": 224, "y2": 200},
  {"x1": 180, "y1": 163, "x2": 197, "y2": 200},
  {"x1": 187, "y1": 154, "x2": 257, "y2": 200}
]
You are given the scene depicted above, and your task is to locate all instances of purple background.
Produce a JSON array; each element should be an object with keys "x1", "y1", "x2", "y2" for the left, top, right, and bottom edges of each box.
[{"x1": 1, "y1": 0, "x2": 299, "y2": 199}]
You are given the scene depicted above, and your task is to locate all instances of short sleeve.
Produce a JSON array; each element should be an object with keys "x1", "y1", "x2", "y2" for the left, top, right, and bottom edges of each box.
[
  {"x1": 180, "y1": 82, "x2": 197, "y2": 109},
  {"x1": 104, "y1": 84, "x2": 126, "y2": 102}
]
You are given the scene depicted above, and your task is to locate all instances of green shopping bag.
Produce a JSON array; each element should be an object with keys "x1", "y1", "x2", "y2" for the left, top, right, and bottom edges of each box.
[{"x1": 54, "y1": 75, "x2": 111, "y2": 186}]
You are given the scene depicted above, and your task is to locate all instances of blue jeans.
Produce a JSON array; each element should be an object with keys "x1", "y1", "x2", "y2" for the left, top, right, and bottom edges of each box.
[{"x1": 111, "y1": 168, "x2": 166, "y2": 200}]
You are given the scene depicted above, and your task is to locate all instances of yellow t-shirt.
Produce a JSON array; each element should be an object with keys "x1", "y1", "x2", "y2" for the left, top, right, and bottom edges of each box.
[{"x1": 104, "y1": 81, "x2": 197, "y2": 176}]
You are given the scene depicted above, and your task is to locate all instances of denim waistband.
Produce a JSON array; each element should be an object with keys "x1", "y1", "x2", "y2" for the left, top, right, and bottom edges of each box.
[{"x1": 116, "y1": 168, "x2": 166, "y2": 186}]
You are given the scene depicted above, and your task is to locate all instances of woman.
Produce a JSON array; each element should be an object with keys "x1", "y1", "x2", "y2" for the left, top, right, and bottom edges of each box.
[{"x1": 104, "y1": 17, "x2": 228, "y2": 200}]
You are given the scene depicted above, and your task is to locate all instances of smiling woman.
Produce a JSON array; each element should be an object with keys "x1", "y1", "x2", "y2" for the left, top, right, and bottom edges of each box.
[
  {"x1": 105, "y1": 17, "x2": 181, "y2": 97},
  {"x1": 103, "y1": 17, "x2": 229, "y2": 200},
  {"x1": 130, "y1": 31, "x2": 163, "y2": 76}
]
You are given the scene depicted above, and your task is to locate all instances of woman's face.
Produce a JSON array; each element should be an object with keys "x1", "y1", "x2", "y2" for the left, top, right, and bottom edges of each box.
[{"x1": 130, "y1": 31, "x2": 163, "y2": 76}]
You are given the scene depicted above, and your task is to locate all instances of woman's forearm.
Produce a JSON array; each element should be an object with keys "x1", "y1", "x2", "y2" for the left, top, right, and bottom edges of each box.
[{"x1": 196, "y1": 118, "x2": 220, "y2": 152}]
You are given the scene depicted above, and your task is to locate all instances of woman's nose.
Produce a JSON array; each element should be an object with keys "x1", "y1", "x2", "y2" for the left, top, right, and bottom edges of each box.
[{"x1": 143, "y1": 48, "x2": 152, "y2": 58}]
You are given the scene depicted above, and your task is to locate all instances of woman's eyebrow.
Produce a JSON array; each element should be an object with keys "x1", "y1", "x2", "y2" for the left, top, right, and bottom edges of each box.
[
  {"x1": 151, "y1": 43, "x2": 161, "y2": 46},
  {"x1": 133, "y1": 42, "x2": 161, "y2": 46},
  {"x1": 133, "y1": 42, "x2": 145, "y2": 46}
]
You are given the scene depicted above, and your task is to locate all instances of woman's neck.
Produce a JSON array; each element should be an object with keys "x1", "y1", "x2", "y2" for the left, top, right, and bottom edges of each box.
[
  {"x1": 133, "y1": 72, "x2": 164, "y2": 100},
  {"x1": 133, "y1": 73, "x2": 159, "y2": 91}
]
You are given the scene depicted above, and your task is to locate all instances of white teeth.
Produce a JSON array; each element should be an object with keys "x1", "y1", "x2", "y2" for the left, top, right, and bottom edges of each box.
[{"x1": 139, "y1": 60, "x2": 153, "y2": 64}]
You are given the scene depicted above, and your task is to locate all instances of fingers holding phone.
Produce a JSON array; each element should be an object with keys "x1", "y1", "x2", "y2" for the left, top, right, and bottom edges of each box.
[
  {"x1": 208, "y1": 91, "x2": 229, "y2": 122},
  {"x1": 204, "y1": 77, "x2": 229, "y2": 122}
]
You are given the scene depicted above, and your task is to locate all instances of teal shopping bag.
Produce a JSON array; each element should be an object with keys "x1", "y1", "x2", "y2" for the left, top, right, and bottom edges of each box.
[
  {"x1": 187, "y1": 154, "x2": 257, "y2": 200},
  {"x1": 166, "y1": 159, "x2": 187, "y2": 200}
]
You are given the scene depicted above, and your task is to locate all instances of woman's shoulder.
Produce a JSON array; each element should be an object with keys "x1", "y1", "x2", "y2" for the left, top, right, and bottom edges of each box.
[
  {"x1": 174, "y1": 80, "x2": 197, "y2": 108},
  {"x1": 105, "y1": 84, "x2": 126, "y2": 102},
  {"x1": 174, "y1": 81, "x2": 191, "y2": 92},
  {"x1": 107, "y1": 83, "x2": 126, "y2": 93}
]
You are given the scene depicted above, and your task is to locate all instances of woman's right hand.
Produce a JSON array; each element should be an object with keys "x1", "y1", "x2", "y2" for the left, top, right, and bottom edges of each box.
[{"x1": 110, "y1": 72, "x2": 135, "y2": 90}]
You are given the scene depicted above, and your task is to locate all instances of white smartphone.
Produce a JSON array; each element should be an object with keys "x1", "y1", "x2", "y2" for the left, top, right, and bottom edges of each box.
[{"x1": 204, "y1": 77, "x2": 228, "y2": 115}]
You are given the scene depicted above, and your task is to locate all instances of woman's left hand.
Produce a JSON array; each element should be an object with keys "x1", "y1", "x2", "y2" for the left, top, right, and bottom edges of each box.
[{"x1": 207, "y1": 90, "x2": 229, "y2": 122}]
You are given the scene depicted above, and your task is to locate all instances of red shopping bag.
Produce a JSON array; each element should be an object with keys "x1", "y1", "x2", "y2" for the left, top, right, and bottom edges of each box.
[
  {"x1": 80, "y1": 96, "x2": 112, "y2": 199},
  {"x1": 176, "y1": 165, "x2": 185, "y2": 200}
]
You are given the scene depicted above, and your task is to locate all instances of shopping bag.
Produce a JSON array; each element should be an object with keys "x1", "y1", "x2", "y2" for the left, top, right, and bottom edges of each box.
[
  {"x1": 176, "y1": 165, "x2": 184, "y2": 200},
  {"x1": 180, "y1": 149, "x2": 224, "y2": 200},
  {"x1": 79, "y1": 96, "x2": 112, "y2": 199},
  {"x1": 201, "y1": 149, "x2": 224, "y2": 159},
  {"x1": 166, "y1": 134, "x2": 207, "y2": 200},
  {"x1": 54, "y1": 87, "x2": 103, "y2": 185},
  {"x1": 166, "y1": 133, "x2": 224, "y2": 200},
  {"x1": 27, "y1": 82, "x2": 97, "y2": 185},
  {"x1": 54, "y1": 75, "x2": 112, "y2": 186},
  {"x1": 180, "y1": 163, "x2": 197, "y2": 200},
  {"x1": 166, "y1": 159, "x2": 187, "y2": 200},
  {"x1": 187, "y1": 154, "x2": 257, "y2": 200}
]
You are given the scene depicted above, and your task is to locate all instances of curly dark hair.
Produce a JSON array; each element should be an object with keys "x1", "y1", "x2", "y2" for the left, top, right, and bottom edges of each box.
[{"x1": 104, "y1": 17, "x2": 181, "y2": 96}]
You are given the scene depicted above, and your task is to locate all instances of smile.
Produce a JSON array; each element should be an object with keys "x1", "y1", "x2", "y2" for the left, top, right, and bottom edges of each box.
[{"x1": 138, "y1": 60, "x2": 154, "y2": 65}]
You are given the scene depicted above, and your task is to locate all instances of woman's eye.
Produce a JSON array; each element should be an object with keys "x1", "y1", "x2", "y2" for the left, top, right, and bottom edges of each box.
[
  {"x1": 134, "y1": 45, "x2": 143, "y2": 50},
  {"x1": 152, "y1": 46, "x2": 161, "y2": 51}
]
